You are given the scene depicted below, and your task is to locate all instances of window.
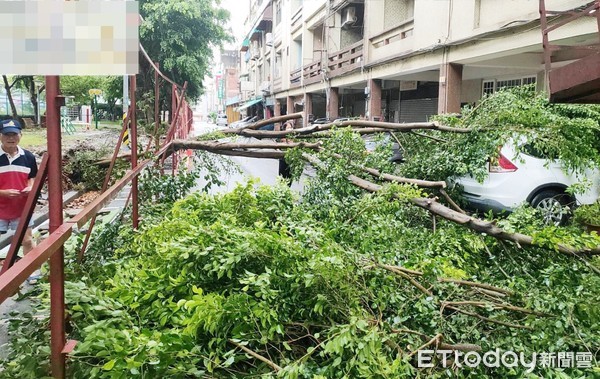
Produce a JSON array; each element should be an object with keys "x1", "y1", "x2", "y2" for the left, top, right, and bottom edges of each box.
[
  {"x1": 496, "y1": 79, "x2": 521, "y2": 91},
  {"x1": 275, "y1": 0, "x2": 281, "y2": 26},
  {"x1": 482, "y1": 80, "x2": 494, "y2": 96},
  {"x1": 482, "y1": 76, "x2": 536, "y2": 96}
]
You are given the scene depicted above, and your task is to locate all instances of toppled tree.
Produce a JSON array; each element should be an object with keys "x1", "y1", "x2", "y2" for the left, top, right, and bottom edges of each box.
[{"x1": 2, "y1": 87, "x2": 599, "y2": 378}]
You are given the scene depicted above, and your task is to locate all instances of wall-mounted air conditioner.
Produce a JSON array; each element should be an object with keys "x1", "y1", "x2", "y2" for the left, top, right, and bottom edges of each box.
[
  {"x1": 341, "y1": 6, "x2": 357, "y2": 29},
  {"x1": 265, "y1": 33, "x2": 273, "y2": 47}
]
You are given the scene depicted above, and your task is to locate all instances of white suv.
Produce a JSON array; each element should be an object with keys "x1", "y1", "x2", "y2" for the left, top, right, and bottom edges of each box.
[{"x1": 454, "y1": 143, "x2": 600, "y2": 225}]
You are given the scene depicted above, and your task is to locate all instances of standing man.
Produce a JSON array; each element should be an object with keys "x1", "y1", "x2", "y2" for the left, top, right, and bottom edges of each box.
[{"x1": 0, "y1": 119, "x2": 38, "y2": 261}]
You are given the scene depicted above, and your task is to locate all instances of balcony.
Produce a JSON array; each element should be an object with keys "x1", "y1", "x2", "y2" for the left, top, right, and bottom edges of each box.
[
  {"x1": 273, "y1": 76, "x2": 282, "y2": 92},
  {"x1": 260, "y1": 81, "x2": 271, "y2": 94},
  {"x1": 287, "y1": 43, "x2": 364, "y2": 89},
  {"x1": 240, "y1": 81, "x2": 254, "y2": 92},
  {"x1": 302, "y1": 61, "x2": 322, "y2": 85},
  {"x1": 290, "y1": 67, "x2": 302, "y2": 88},
  {"x1": 369, "y1": 19, "x2": 414, "y2": 62},
  {"x1": 327, "y1": 41, "x2": 363, "y2": 78}
]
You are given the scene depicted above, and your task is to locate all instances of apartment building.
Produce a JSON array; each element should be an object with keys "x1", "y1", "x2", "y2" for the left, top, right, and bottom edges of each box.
[{"x1": 235, "y1": 0, "x2": 600, "y2": 125}]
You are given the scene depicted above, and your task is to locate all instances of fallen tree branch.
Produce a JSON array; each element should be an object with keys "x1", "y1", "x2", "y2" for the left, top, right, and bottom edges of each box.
[
  {"x1": 222, "y1": 119, "x2": 471, "y2": 139},
  {"x1": 204, "y1": 149, "x2": 285, "y2": 159},
  {"x1": 443, "y1": 305, "x2": 532, "y2": 330},
  {"x1": 391, "y1": 329, "x2": 482, "y2": 352},
  {"x1": 441, "y1": 301, "x2": 552, "y2": 317},
  {"x1": 336, "y1": 166, "x2": 600, "y2": 261},
  {"x1": 95, "y1": 153, "x2": 131, "y2": 167},
  {"x1": 366, "y1": 263, "x2": 515, "y2": 296},
  {"x1": 408, "y1": 334, "x2": 442, "y2": 358},
  {"x1": 172, "y1": 139, "x2": 321, "y2": 151},
  {"x1": 228, "y1": 339, "x2": 282, "y2": 372},
  {"x1": 329, "y1": 152, "x2": 446, "y2": 189},
  {"x1": 375, "y1": 263, "x2": 432, "y2": 296},
  {"x1": 411, "y1": 130, "x2": 449, "y2": 143},
  {"x1": 371, "y1": 262, "x2": 544, "y2": 326},
  {"x1": 361, "y1": 166, "x2": 447, "y2": 189},
  {"x1": 439, "y1": 188, "x2": 466, "y2": 214},
  {"x1": 162, "y1": 144, "x2": 600, "y2": 260},
  {"x1": 229, "y1": 112, "x2": 304, "y2": 131},
  {"x1": 304, "y1": 120, "x2": 472, "y2": 133},
  {"x1": 437, "y1": 278, "x2": 515, "y2": 296}
]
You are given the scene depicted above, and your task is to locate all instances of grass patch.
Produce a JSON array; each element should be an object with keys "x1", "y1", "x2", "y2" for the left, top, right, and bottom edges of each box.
[{"x1": 19, "y1": 124, "x2": 117, "y2": 150}]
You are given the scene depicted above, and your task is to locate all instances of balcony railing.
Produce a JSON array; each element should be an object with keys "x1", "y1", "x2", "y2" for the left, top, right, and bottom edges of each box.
[
  {"x1": 287, "y1": 43, "x2": 364, "y2": 89},
  {"x1": 290, "y1": 67, "x2": 302, "y2": 88},
  {"x1": 370, "y1": 19, "x2": 414, "y2": 49},
  {"x1": 327, "y1": 41, "x2": 363, "y2": 77},
  {"x1": 302, "y1": 61, "x2": 322, "y2": 85}
]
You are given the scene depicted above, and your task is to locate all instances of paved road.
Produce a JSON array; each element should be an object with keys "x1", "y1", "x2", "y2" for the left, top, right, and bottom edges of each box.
[{"x1": 191, "y1": 121, "x2": 309, "y2": 194}]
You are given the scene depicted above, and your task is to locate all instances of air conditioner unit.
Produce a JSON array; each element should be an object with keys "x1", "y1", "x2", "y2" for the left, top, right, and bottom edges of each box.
[
  {"x1": 341, "y1": 6, "x2": 357, "y2": 29},
  {"x1": 265, "y1": 32, "x2": 273, "y2": 47}
]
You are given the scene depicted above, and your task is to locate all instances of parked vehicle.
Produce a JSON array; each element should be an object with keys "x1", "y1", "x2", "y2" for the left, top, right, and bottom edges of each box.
[
  {"x1": 216, "y1": 113, "x2": 228, "y2": 127},
  {"x1": 229, "y1": 115, "x2": 257, "y2": 128},
  {"x1": 311, "y1": 117, "x2": 331, "y2": 125},
  {"x1": 333, "y1": 117, "x2": 360, "y2": 123},
  {"x1": 453, "y1": 142, "x2": 600, "y2": 225},
  {"x1": 364, "y1": 133, "x2": 404, "y2": 163}
]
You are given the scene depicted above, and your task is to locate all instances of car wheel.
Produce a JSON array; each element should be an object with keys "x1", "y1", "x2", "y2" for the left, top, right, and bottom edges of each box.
[{"x1": 531, "y1": 190, "x2": 573, "y2": 226}]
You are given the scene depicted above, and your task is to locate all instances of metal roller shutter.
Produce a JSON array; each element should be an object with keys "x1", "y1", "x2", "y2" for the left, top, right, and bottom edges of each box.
[{"x1": 399, "y1": 98, "x2": 438, "y2": 123}]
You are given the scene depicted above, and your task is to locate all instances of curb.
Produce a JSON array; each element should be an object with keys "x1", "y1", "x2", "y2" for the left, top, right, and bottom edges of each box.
[{"x1": 0, "y1": 190, "x2": 81, "y2": 251}]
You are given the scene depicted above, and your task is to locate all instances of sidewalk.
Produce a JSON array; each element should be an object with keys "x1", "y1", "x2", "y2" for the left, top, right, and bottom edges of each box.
[{"x1": 0, "y1": 186, "x2": 131, "y2": 358}]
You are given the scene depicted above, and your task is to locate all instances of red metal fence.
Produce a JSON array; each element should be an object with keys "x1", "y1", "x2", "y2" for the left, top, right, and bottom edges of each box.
[{"x1": 0, "y1": 42, "x2": 194, "y2": 378}]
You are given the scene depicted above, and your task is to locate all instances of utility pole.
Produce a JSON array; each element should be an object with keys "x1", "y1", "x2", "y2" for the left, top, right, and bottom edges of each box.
[{"x1": 123, "y1": 75, "x2": 129, "y2": 118}]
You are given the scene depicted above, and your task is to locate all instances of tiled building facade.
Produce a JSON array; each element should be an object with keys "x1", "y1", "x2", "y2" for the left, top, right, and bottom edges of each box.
[{"x1": 236, "y1": 0, "x2": 599, "y2": 125}]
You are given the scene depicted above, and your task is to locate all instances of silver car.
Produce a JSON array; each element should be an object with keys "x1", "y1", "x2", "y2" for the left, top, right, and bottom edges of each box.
[{"x1": 216, "y1": 113, "x2": 228, "y2": 127}]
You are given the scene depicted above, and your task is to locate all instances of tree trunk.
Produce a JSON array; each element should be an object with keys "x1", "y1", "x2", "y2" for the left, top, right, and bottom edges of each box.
[
  {"x1": 26, "y1": 76, "x2": 39, "y2": 127},
  {"x1": 2, "y1": 75, "x2": 18, "y2": 119}
]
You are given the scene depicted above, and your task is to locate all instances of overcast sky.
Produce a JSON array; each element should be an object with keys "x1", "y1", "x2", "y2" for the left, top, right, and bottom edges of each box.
[{"x1": 222, "y1": 0, "x2": 249, "y2": 49}]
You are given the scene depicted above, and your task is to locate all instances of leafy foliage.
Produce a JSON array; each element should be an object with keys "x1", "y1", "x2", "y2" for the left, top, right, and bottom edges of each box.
[
  {"x1": 60, "y1": 76, "x2": 107, "y2": 106},
  {"x1": 2, "y1": 89, "x2": 600, "y2": 378},
  {"x1": 138, "y1": 0, "x2": 232, "y2": 102},
  {"x1": 574, "y1": 201, "x2": 600, "y2": 226},
  {"x1": 63, "y1": 145, "x2": 128, "y2": 191},
  {"x1": 4, "y1": 173, "x2": 598, "y2": 377},
  {"x1": 398, "y1": 87, "x2": 600, "y2": 182}
]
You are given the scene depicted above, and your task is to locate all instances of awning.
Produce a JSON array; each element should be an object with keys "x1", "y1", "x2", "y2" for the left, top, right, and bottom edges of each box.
[
  {"x1": 236, "y1": 98, "x2": 263, "y2": 112},
  {"x1": 240, "y1": 38, "x2": 250, "y2": 52}
]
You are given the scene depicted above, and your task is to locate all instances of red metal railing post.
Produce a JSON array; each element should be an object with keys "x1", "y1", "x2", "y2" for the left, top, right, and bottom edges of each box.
[
  {"x1": 130, "y1": 75, "x2": 139, "y2": 229},
  {"x1": 46, "y1": 75, "x2": 66, "y2": 379},
  {"x1": 77, "y1": 109, "x2": 132, "y2": 262},
  {"x1": 154, "y1": 62, "x2": 160, "y2": 151},
  {"x1": 0, "y1": 154, "x2": 49, "y2": 274}
]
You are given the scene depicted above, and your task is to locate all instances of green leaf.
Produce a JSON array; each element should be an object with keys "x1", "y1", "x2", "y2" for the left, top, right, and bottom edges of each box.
[{"x1": 102, "y1": 359, "x2": 116, "y2": 371}]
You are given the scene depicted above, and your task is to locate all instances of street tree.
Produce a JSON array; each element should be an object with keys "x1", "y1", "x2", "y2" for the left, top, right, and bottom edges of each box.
[{"x1": 138, "y1": 0, "x2": 232, "y2": 118}]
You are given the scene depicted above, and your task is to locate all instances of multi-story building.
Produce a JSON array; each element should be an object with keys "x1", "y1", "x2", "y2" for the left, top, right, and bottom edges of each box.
[
  {"x1": 235, "y1": 0, "x2": 600, "y2": 125},
  {"x1": 221, "y1": 49, "x2": 242, "y2": 122}
]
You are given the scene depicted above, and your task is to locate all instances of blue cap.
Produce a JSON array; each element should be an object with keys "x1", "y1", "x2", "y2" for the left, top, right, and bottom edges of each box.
[{"x1": 0, "y1": 119, "x2": 22, "y2": 134}]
